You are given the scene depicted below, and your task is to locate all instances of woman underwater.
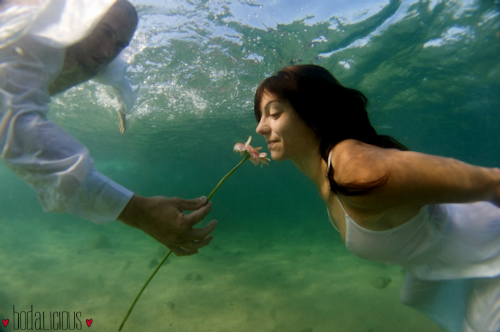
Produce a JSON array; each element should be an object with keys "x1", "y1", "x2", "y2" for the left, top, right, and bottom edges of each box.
[{"x1": 253, "y1": 64, "x2": 500, "y2": 332}]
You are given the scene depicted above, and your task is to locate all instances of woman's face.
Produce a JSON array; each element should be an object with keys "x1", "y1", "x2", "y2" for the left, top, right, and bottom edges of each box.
[{"x1": 256, "y1": 90, "x2": 319, "y2": 161}]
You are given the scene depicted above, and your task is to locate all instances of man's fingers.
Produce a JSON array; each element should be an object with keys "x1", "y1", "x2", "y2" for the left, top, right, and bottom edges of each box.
[
  {"x1": 167, "y1": 244, "x2": 198, "y2": 257},
  {"x1": 179, "y1": 235, "x2": 214, "y2": 250},
  {"x1": 183, "y1": 201, "x2": 213, "y2": 227},
  {"x1": 184, "y1": 220, "x2": 217, "y2": 241},
  {"x1": 165, "y1": 234, "x2": 213, "y2": 256},
  {"x1": 176, "y1": 196, "x2": 208, "y2": 211}
]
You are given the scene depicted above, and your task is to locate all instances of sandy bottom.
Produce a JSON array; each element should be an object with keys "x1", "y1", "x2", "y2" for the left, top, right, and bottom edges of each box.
[{"x1": 0, "y1": 213, "x2": 444, "y2": 332}]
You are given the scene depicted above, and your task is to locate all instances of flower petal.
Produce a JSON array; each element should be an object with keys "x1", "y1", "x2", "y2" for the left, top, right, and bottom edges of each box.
[
  {"x1": 234, "y1": 143, "x2": 247, "y2": 152},
  {"x1": 235, "y1": 136, "x2": 269, "y2": 166},
  {"x1": 245, "y1": 136, "x2": 252, "y2": 147}
]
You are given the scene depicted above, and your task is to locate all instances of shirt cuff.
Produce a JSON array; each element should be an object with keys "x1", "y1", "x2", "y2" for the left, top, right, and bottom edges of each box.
[{"x1": 70, "y1": 168, "x2": 134, "y2": 224}]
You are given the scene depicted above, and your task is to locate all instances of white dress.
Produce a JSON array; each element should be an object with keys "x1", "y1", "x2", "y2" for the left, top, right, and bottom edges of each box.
[{"x1": 332, "y1": 197, "x2": 500, "y2": 332}]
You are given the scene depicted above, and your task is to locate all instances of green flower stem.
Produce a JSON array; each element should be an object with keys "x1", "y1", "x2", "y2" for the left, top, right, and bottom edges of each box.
[
  {"x1": 118, "y1": 153, "x2": 250, "y2": 331},
  {"x1": 118, "y1": 250, "x2": 172, "y2": 331},
  {"x1": 207, "y1": 153, "x2": 249, "y2": 201}
]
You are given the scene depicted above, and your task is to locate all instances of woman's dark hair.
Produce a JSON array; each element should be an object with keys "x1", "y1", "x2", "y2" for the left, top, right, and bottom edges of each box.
[{"x1": 254, "y1": 64, "x2": 408, "y2": 196}]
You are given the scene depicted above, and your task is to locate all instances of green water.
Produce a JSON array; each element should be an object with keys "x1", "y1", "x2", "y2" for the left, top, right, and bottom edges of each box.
[{"x1": 1, "y1": 0, "x2": 499, "y2": 331}]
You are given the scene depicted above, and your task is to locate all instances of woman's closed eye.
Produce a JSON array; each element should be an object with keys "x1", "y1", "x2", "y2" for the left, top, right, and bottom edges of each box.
[{"x1": 269, "y1": 105, "x2": 283, "y2": 118}]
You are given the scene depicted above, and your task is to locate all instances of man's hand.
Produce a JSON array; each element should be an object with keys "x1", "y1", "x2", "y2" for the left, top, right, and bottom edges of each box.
[{"x1": 118, "y1": 195, "x2": 217, "y2": 256}]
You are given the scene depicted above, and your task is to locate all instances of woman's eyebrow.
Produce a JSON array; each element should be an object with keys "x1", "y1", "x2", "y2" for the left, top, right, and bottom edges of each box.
[{"x1": 264, "y1": 100, "x2": 279, "y2": 112}]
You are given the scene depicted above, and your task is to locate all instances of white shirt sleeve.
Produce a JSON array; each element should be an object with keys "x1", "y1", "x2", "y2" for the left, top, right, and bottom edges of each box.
[
  {"x1": 93, "y1": 54, "x2": 137, "y2": 114},
  {"x1": 0, "y1": 0, "x2": 116, "y2": 49},
  {"x1": 0, "y1": 36, "x2": 134, "y2": 224}
]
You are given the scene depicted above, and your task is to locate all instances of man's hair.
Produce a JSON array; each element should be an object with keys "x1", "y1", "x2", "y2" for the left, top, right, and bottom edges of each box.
[{"x1": 112, "y1": 0, "x2": 138, "y2": 22}]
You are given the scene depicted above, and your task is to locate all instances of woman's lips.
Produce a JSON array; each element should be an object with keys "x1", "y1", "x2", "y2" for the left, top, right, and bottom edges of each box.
[{"x1": 267, "y1": 140, "x2": 278, "y2": 148}]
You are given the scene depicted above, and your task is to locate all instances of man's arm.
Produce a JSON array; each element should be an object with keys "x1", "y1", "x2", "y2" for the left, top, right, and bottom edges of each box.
[
  {"x1": 93, "y1": 54, "x2": 137, "y2": 134},
  {"x1": 0, "y1": 35, "x2": 217, "y2": 254}
]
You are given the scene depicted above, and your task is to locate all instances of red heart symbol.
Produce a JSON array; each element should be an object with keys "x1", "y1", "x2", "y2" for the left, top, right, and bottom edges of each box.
[
  {"x1": 86, "y1": 319, "x2": 93, "y2": 327},
  {"x1": 2, "y1": 319, "x2": 8, "y2": 327}
]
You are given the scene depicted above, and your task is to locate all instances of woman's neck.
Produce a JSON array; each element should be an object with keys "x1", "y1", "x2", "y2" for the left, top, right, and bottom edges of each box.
[{"x1": 292, "y1": 149, "x2": 331, "y2": 200}]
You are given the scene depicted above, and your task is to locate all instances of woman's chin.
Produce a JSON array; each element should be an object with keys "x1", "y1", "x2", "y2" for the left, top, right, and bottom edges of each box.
[{"x1": 270, "y1": 153, "x2": 285, "y2": 161}]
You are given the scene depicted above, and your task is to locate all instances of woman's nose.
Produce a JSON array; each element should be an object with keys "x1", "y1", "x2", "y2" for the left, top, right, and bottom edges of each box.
[{"x1": 256, "y1": 119, "x2": 268, "y2": 135}]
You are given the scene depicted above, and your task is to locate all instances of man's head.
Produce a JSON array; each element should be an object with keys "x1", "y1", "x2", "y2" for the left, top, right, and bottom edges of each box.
[{"x1": 66, "y1": 0, "x2": 138, "y2": 76}]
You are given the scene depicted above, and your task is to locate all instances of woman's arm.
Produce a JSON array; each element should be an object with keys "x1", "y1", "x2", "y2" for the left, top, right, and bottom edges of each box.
[{"x1": 332, "y1": 140, "x2": 500, "y2": 213}]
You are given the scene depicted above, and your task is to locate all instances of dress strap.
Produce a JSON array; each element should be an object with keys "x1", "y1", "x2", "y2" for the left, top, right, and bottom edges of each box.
[
  {"x1": 329, "y1": 148, "x2": 350, "y2": 223},
  {"x1": 329, "y1": 149, "x2": 346, "y2": 216},
  {"x1": 327, "y1": 148, "x2": 333, "y2": 169},
  {"x1": 335, "y1": 195, "x2": 348, "y2": 215}
]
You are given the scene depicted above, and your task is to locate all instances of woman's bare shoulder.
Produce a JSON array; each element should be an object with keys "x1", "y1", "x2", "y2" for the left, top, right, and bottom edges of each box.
[
  {"x1": 329, "y1": 139, "x2": 419, "y2": 215},
  {"x1": 330, "y1": 139, "x2": 393, "y2": 186}
]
